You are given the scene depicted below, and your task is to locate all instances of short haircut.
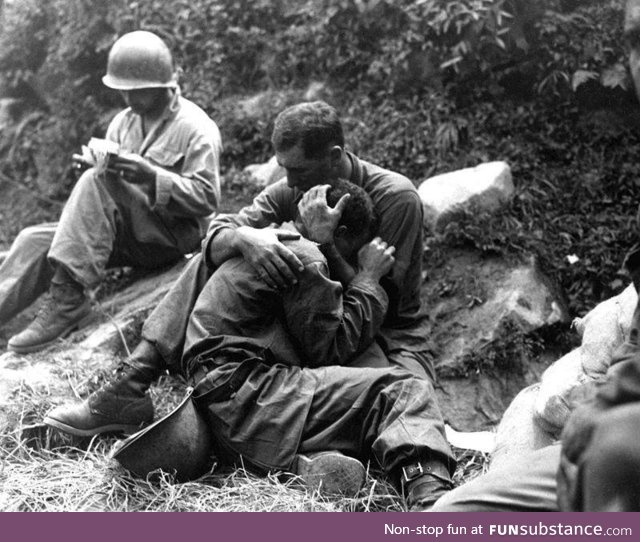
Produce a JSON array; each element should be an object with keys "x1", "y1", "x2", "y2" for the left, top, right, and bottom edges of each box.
[
  {"x1": 326, "y1": 179, "x2": 379, "y2": 244},
  {"x1": 272, "y1": 101, "x2": 345, "y2": 159}
]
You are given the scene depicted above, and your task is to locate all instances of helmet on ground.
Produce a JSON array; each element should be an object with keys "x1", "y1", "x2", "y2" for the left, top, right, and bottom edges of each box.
[
  {"x1": 103, "y1": 30, "x2": 176, "y2": 90},
  {"x1": 112, "y1": 389, "x2": 213, "y2": 482}
]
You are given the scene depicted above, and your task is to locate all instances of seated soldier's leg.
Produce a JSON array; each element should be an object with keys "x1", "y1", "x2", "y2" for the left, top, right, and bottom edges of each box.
[
  {"x1": 297, "y1": 365, "x2": 455, "y2": 509},
  {"x1": 430, "y1": 444, "x2": 561, "y2": 512},
  {"x1": 11, "y1": 168, "x2": 198, "y2": 354},
  {"x1": 45, "y1": 257, "x2": 212, "y2": 436},
  {"x1": 388, "y1": 347, "x2": 437, "y2": 385},
  {"x1": 9, "y1": 169, "x2": 117, "y2": 352},
  {"x1": 0, "y1": 223, "x2": 56, "y2": 326},
  {"x1": 45, "y1": 172, "x2": 211, "y2": 434},
  {"x1": 580, "y1": 403, "x2": 640, "y2": 511},
  {"x1": 44, "y1": 338, "x2": 160, "y2": 436},
  {"x1": 140, "y1": 252, "x2": 213, "y2": 369}
]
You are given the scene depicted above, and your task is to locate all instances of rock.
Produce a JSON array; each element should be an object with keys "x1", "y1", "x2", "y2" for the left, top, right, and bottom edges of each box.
[
  {"x1": 80, "y1": 260, "x2": 188, "y2": 354},
  {"x1": 419, "y1": 161, "x2": 514, "y2": 232},
  {"x1": 0, "y1": 98, "x2": 24, "y2": 129},
  {"x1": 435, "y1": 365, "x2": 548, "y2": 432},
  {"x1": 0, "y1": 354, "x2": 58, "y2": 406},
  {"x1": 243, "y1": 155, "x2": 285, "y2": 189},
  {"x1": 427, "y1": 250, "x2": 569, "y2": 377},
  {"x1": 491, "y1": 282, "x2": 637, "y2": 457},
  {"x1": 303, "y1": 81, "x2": 333, "y2": 103},
  {"x1": 237, "y1": 90, "x2": 299, "y2": 120},
  {"x1": 0, "y1": 259, "x2": 188, "y2": 422},
  {"x1": 426, "y1": 249, "x2": 569, "y2": 430}
]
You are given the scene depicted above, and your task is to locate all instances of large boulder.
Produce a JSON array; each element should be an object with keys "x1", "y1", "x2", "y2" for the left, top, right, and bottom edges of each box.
[
  {"x1": 419, "y1": 161, "x2": 514, "y2": 232},
  {"x1": 425, "y1": 248, "x2": 569, "y2": 430},
  {"x1": 427, "y1": 250, "x2": 569, "y2": 376}
]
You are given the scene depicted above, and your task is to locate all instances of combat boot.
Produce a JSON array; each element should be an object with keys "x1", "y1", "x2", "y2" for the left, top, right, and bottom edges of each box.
[
  {"x1": 294, "y1": 451, "x2": 366, "y2": 497},
  {"x1": 8, "y1": 273, "x2": 92, "y2": 354},
  {"x1": 399, "y1": 458, "x2": 454, "y2": 511},
  {"x1": 44, "y1": 341, "x2": 163, "y2": 436}
]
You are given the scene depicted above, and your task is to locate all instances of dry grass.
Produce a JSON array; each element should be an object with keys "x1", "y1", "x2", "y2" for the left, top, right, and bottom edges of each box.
[
  {"x1": 1, "y1": 428, "x2": 487, "y2": 512},
  {"x1": 0, "y1": 423, "x2": 404, "y2": 512},
  {"x1": 0, "y1": 272, "x2": 490, "y2": 513},
  {"x1": 1, "y1": 358, "x2": 411, "y2": 512},
  {"x1": 0, "y1": 364, "x2": 489, "y2": 512}
]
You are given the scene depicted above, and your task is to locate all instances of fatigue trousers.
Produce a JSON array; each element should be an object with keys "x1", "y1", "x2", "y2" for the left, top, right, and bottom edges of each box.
[
  {"x1": 0, "y1": 168, "x2": 198, "y2": 325},
  {"x1": 432, "y1": 404, "x2": 640, "y2": 512},
  {"x1": 430, "y1": 444, "x2": 561, "y2": 512},
  {"x1": 193, "y1": 360, "x2": 455, "y2": 478}
]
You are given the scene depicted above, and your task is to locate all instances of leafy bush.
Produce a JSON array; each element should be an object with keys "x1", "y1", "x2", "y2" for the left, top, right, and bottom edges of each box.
[{"x1": 0, "y1": 0, "x2": 637, "y2": 319}]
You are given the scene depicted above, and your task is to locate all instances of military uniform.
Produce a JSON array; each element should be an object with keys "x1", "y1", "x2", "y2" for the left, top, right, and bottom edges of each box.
[
  {"x1": 183, "y1": 230, "x2": 454, "y2": 476},
  {"x1": 0, "y1": 89, "x2": 221, "y2": 325}
]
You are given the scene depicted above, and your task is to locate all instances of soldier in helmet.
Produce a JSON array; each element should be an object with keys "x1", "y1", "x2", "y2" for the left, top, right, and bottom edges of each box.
[{"x1": 0, "y1": 30, "x2": 222, "y2": 354}]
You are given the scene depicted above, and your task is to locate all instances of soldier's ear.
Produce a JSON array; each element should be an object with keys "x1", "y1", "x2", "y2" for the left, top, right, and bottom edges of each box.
[{"x1": 329, "y1": 145, "x2": 343, "y2": 167}]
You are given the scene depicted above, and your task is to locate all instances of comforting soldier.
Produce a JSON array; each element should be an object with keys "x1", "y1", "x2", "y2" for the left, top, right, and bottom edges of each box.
[
  {"x1": 0, "y1": 30, "x2": 221, "y2": 354},
  {"x1": 46, "y1": 101, "x2": 455, "y2": 505},
  {"x1": 114, "y1": 180, "x2": 454, "y2": 509}
]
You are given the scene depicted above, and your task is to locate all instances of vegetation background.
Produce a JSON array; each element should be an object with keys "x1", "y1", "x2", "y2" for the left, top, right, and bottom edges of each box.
[
  {"x1": 0, "y1": 0, "x2": 636, "y2": 319},
  {"x1": 0, "y1": 0, "x2": 636, "y2": 511}
]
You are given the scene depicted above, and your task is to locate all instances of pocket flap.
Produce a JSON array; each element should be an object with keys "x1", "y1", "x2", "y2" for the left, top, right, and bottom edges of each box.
[{"x1": 145, "y1": 146, "x2": 185, "y2": 168}]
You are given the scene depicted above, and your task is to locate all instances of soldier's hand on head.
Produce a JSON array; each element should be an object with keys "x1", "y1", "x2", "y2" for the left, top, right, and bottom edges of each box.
[
  {"x1": 109, "y1": 152, "x2": 157, "y2": 185},
  {"x1": 297, "y1": 184, "x2": 350, "y2": 244},
  {"x1": 236, "y1": 226, "x2": 304, "y2": 289},
  {"x1": 357, "y1": 237, "x2": 395, "y2": 282}
]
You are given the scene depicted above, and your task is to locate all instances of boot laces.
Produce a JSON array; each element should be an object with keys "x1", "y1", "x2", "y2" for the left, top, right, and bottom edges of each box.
[{"x1": 32, "y1": 293, "x2": 57, "y2": 325}]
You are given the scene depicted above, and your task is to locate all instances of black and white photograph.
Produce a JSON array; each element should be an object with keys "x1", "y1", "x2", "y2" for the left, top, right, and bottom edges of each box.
[{"x1": 0, "y1": 0, "x2": 639, "y2": 533}]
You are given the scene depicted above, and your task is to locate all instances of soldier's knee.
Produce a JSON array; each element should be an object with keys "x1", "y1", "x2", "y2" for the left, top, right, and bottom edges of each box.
[
  {"x1": 13, "y1": 224, "x2": 56, "y2": 252},
  {"x1": 75, "y1": 167, "x2": 100, "y2": 188}
]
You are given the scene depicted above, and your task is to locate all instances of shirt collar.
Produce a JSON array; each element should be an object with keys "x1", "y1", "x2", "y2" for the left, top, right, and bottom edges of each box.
[{"x1": 346, "y1": 151, "x2": 364, "y2": 187}]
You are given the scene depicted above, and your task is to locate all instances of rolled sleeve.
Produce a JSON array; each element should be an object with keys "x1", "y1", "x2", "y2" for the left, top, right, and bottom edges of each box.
[{"x1": 154, "y1": 168, "x2": 174, "y2": 207}]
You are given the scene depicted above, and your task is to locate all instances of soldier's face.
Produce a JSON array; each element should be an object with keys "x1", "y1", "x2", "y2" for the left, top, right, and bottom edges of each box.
[
  {"x1": 120, "y1": 88, "x2": 167, "y2": 116},
  {"x1": 275, "y1": 143, "x2": 334, "y2": 192},
  {"x1": 626, "y1": 0, "x2": 640, "y2": 99}
]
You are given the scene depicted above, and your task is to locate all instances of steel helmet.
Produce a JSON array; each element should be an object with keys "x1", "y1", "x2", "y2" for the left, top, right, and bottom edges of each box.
[
  {"x1": 102, "y1": 30, "x2": 176, "y2": 90},
  {"x1": 112, "y1": 390, "x2": 214, "y2": 482}
]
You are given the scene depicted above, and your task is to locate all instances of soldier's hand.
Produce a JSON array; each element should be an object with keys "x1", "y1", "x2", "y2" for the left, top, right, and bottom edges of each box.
[
  {"x1": 357, "y1": 237, "x2": 395, "y2": 282},
  {"x1": 297, "y1": 184, "x2": 349, "y2": 244},
  {"x1": 109, "y1": 152, "x2": 156, "y2": 185},
  {"x1": 236, "y1": 226, "x2": 304, "y2": 289}
]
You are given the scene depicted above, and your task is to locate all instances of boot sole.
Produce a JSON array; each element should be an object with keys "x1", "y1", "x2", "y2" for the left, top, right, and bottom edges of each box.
[
  {"x1": 43, "y1": 415, "x2": 144, "y2": 437},
  {"x1": 294, "y1": 452, "x2": 366, "y2": 497},
  {"x1": 8, "y1": 312, "x2": 94, "y2": 354}
]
